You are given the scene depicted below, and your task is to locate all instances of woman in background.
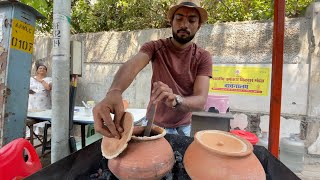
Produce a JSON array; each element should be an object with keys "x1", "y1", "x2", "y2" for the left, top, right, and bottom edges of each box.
[
  {"x1": 28, "y1": 62, "x2": 52, "y2": 135},
  {"x1": 28, "y1": 63, "x2": 52, "y2": 110}
]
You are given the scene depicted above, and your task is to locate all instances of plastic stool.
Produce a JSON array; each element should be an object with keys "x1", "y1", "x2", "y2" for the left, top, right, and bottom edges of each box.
[
  {"x1": 87, "y1": 124, "x2": 95, "y2": 138},
  {"x1": 25, "y1": 119, "x2": 44, "y2": 148},
  {"x1": 205, "y1": 95, "x2": 229, "y2": 113},
  {"x1": 0, "y1": 138, "x2": 42, "y2": 180},
  {"x1": 41, "y1": 122, "x2": 51, "y2": 155}
]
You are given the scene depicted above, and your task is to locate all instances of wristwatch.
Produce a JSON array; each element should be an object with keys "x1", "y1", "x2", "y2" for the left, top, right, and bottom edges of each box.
[{"x1": 173, "y1": 95, "x2": 183, "y2": 108}]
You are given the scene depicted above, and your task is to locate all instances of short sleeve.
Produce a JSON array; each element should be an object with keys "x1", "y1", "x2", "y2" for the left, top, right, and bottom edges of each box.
[
  {"x1": 29, "y1": 77, "x2": 37, "y2": 90},
  {"x1": 139, "y1": 41, "x2": 155, "y2": 60},
  {"x1": 44, "y1": 77, "x2": 52, "y2": 84},
  {"x1": 197, "y1": 51, "x2": 213, "y2": 78}
]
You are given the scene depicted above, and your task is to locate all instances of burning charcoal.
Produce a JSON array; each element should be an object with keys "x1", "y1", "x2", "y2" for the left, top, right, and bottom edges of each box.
[
  {"x1": 98, "y1": 169, "x2": 115, "y2": 180},
  {"x1": 174, "y1": 151, "x2": 183, "y2": 163},
  {"x1": 162, "y1": 172, "x2": 173, "y2": 180},
  {"x1": 89, "y1": 168, "x2": 103, "y2": 179},
  {"x1": 89, "y1": 172, "x2": 99, "y2": 179},
  {"x1": 98, "y1": 168, "x2": 103, "y2": 176},
  {"x1": 171, "y1": 151, "x2": 191, "y2": 180},
  {"x1": 173, "y1": 168, "x2": 191, "y2": 180},
  {"x1": 88, "y1": 168, "x2": 116, "y2": 180},
  {"x1": 100, "y1": 158, "x2": 108, "y2": 170}
]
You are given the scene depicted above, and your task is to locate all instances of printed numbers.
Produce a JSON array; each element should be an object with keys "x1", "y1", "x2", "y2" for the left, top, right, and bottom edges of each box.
[
  {"x1": 10, "y1": 19, "x2": 35, "y2": 54},
  {"x1": 53, "y1": 39, "x2": 60, "y2": 48},
  {"x1": 11, "y1": 37, "x2": 33, "y2": 52},
  {"x1": 53, "y1": 22, "x2": 61, "y2": 48}
]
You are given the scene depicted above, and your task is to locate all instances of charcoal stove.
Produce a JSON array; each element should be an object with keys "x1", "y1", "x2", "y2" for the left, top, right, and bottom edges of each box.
[{"x1": 26, "y1": 134, "x2": 300, "y2": 180}]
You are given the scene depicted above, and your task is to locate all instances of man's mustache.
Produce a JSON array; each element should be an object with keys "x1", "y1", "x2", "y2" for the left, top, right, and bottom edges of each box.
[{"x1": 177, "y1": 29, "x2": 190, "y2": 34}]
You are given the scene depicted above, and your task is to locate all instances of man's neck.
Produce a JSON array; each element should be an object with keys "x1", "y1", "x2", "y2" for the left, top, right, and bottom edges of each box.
[{"x1": 171, "y1": 38, "x2": 192, "y2": 49}]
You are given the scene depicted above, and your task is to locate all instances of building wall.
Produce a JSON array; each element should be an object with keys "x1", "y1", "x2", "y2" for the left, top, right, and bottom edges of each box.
[{"x1": 32, "y1": 3, "x2": 320, "y2": 161}]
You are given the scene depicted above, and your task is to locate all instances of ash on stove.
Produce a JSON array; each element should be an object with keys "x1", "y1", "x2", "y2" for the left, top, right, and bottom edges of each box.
[
  {"x1": 88, "y1": 157, "x2": 114, "y2": 180},
  {"x1": 86, "y1": 151, "x2": 191, "y2": 180}
]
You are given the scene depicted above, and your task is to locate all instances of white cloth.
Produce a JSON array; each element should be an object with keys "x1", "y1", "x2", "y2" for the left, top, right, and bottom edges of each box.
[{"x1": 28, "y1": 76, "x2": 52, "y2": 110}]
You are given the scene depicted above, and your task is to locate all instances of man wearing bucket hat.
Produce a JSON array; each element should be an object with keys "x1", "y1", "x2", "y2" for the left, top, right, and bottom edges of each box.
[{"x1": 93, "y1": 0, "x2": 212, "y2": 138}]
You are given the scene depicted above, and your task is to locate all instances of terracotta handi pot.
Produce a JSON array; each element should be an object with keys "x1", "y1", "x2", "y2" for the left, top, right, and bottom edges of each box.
[
  {"x1": 108, "y1": 125, "x2": 175, "y2": 180},
  {"x1": 184, "y1": 130, "x2": 266, "y2": 180}
]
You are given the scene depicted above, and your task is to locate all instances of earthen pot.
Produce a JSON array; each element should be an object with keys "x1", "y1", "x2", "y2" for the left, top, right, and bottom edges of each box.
[
  {"x1": 184, "y1": 130, "x2": 266, "y2": 180},
  {"x1": 108, "y1": 125, "x2": 175, "y2": 180}
]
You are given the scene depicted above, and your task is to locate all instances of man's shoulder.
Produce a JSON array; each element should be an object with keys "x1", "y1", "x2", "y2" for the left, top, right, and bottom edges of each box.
[
  {"x1": 146, "y1": 38, "x2": 169, "y2": 46},
  {"x1": 143, "y1": 38, "x2": 169, "y2": 51}
]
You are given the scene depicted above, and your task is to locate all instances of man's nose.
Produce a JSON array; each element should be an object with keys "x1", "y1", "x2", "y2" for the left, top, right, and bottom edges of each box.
[{"x1": 180, "y1": 19, "x2": 189, "y2": 28}]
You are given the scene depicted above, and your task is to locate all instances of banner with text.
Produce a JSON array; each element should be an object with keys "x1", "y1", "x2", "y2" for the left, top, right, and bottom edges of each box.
[{"x1": 210, "y1": 65, "x2": 271, "y2": 96}]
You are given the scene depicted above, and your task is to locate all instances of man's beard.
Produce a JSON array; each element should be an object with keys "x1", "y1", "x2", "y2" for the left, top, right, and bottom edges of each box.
[{"x1": 172, "y1": 29, "x2": 195, "y2": 44}]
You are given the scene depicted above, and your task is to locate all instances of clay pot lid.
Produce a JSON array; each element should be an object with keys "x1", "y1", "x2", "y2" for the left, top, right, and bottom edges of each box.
[
  {"x1": 195, "y1": 130, "x2": 253, "y2": 157},
  {"x1": 101, "y1": 112, "x2": 134, "y2": 159}
]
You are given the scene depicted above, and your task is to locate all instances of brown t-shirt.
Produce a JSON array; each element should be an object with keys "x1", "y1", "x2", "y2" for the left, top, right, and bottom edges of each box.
[{"x1": 140, "y1": 38, "x2": 212, "y2": 128}]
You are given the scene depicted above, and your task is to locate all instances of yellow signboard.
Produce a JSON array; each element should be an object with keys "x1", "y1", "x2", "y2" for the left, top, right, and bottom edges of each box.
[
  {"x1": 10, "y1": 19, "x2": 35, "y2": 54},
  {"x1": 210, "y1": 65, "x2": 271, "y2": 96}
]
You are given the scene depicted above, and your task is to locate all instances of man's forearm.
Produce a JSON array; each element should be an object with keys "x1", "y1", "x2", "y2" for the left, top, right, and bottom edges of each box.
[
  {"x1": 175, "y1": 95, "x2": 207, "y2": 112},
  {"x1": 109, "y1": 62, "x2": 136, "y2": 93},
  {"x1": 175, "y1": 75, "x2": 210, "y2": 112}
]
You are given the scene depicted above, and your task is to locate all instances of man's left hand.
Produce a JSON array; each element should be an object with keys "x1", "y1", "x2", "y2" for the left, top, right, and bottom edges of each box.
[{"x1": 151, "y1": 81, "x2": 177, "y2": 107}]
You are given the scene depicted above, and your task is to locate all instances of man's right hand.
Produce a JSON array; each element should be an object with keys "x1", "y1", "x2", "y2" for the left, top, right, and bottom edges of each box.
[{"x1": 93, "y1": 89, "x2": 124, "y2": 139}]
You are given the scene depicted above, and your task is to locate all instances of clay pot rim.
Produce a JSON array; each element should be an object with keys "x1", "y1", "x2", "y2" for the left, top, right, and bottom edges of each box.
[
  {"x1": 195, "y1": 130, "x2": 253, "y2": 157},
  {"x1": 131, "y1": 125, "x2": 166, "y2": 141}
]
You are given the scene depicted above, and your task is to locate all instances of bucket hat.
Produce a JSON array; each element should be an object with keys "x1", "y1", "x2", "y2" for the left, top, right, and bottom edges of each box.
[{"x1": 167, "y1": 0, "x2": 208, "y2": 24}]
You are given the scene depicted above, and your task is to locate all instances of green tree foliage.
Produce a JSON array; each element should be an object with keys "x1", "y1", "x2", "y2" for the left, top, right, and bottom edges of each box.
[
  {"x1": 203, "y1": 0, "x2": 274, "y2": 23},
  {"x1": 19, "y1": 0, "x2": 84, "y2": 33},
  {"x1": 204, "y1": 0, "x2": 313, "y2": 23},
  {"x1": 19, "y1": 0, "x2": 53, "y2": 33},
  {"x1": 70, "y1": 0, "x2": 92, "y2": 33},
  {"x1": 76, "y1": 0, "x2": 175, "y2": 32},
  {"x1": 19, "y1": 0, "x2": 314, "y2": 34}
]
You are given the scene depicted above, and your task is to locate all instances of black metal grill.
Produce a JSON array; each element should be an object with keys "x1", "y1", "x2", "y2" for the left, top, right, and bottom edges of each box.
[{"x1": 26, "y1": 134, "x2": 300, "y2": 180}]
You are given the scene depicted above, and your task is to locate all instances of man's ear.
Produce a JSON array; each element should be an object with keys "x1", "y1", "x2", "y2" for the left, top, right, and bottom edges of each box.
[{"x1": 197, "y1": 23, "x2": 202, "y2": 30}]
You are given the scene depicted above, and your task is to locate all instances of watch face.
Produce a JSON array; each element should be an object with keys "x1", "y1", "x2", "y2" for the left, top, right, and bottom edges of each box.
[{"x1": 176, "y1": 95, "x2": 183, "y2": 105}]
